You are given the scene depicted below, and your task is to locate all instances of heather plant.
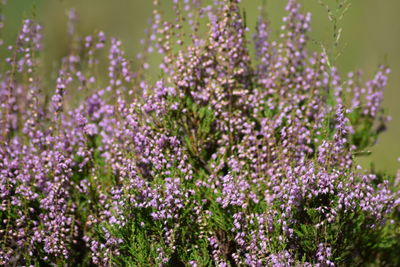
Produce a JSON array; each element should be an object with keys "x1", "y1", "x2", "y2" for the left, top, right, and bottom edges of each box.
[{"x1": 0, "y1": 0, "x2": 399, "y2": 266}]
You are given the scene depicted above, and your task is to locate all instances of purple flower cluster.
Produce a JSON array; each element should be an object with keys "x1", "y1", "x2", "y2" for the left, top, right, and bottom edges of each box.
[{"x1": 0, "y1": 0, "x2": 399, "y2": 266}]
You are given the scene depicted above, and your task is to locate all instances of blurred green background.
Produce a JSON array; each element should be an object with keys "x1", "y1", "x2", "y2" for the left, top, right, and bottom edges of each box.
[{"x1": 1, "y1": 0, "x2": 400, "y2": 174}]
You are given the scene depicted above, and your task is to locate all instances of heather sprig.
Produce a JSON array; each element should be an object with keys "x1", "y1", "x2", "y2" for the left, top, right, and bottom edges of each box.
[{"x1": 0, "y1": 0, "x2": 399, "y2": 266}]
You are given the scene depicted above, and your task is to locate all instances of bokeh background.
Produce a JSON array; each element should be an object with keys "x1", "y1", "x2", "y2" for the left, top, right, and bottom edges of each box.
[{"x1": 1, "y1": 0, "x2": 400, "y2": 174}]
